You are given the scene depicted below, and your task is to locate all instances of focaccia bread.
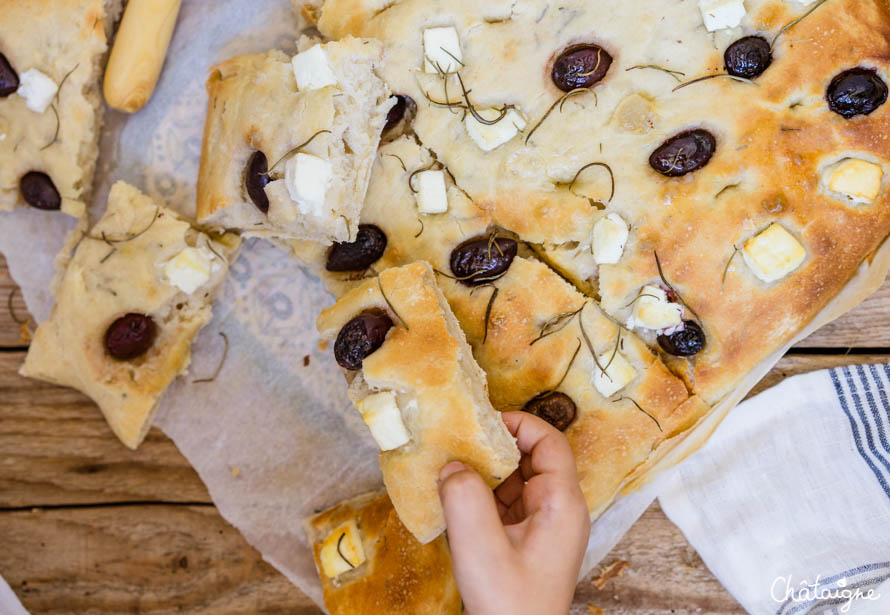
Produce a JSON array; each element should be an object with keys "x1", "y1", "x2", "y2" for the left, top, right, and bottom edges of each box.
[
  {"x1": 302, "y1": 137, "x2": 707, "y2": 514},
  {"x1": 317, "y1": 261, "x2": 520, "y2": 543},
  {"x1": 20, "y1": 181, "x2": 240, "y2": 449},
  {"x1": 196, "y1": 37, "x2": 394, "y2": 244},
  {"x1": 302, "y1": 0, "x2": 890, "y2": 407},
  {"x1": 305, "y1": 490, "x2": 461, "y2": 615},
  {"x1": 0, "y1": 0, "x2": 118, "y2": 217}
]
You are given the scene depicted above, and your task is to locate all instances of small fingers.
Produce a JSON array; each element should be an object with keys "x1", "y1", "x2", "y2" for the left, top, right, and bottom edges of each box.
[
  {"x1": 503, "y1": 412, "x2": 579, "y2": 480},
  {"x1": 494, "y1": 468, "x2": 524, "y2": 509}
]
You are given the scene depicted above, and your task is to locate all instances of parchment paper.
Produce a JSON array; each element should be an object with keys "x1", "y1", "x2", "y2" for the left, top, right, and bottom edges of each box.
[{"x1": 4, "y1": 0, "x2": 883, "y2": 609}]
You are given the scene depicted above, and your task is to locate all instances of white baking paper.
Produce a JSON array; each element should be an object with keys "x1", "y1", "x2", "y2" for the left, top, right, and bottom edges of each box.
[{"x1": 0, "y1": 0, "x2": 652, "y2": 608}]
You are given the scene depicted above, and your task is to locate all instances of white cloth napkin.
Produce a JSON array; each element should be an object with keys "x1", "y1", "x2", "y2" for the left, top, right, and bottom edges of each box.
[
  {"x1": 658, "y1": 363, "x2": 890, "y2": 615},
  {"x1": 0, "y1": 573, "x2": 29, "y2": 615}
]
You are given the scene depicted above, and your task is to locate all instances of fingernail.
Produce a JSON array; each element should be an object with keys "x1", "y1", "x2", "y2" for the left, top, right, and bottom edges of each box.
[{"x1": 439, "y1": 461, "x2": 467, "y2": 482}]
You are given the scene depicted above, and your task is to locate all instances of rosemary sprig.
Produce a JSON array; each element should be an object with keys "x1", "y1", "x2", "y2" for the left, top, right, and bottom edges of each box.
[
  {"x1": 578, "y1": 305, "x2": 612, "y2": 383},
  {"x1": 408, "y1": 161, "x2": 444, "y2": 193},
  {"x1": 715, "y1": 183, "x2": 740, "y2": 199},
  {"x1": 41, "y1": 63, "x2": 78, "y2": 151},
  {"x1": 568, "y1": 162, "x2": 615, "y2": 204},
  {"x1": 614, "y1": 397, "x2": 662, "y2": 432},
  {"x1": 438, "y1": 46, "x2": 464, "y2": 68},
  {"x1": 378, "y1": 278, "x2": 408, "y2": 330},
  {"x1": 414, "y1": 217, "x2": 424, "y2": 238},
  {"x1": 536, "y1": 338, "x2": 582, "y2": 400},
  {"x1": 603, "y1": 331, "x2": 621, "y2": 373},
  {"x1": 626, "y1": 64, "x2": 685, "y2": 83},
  {"x1": 455, "y1": 72, "x2": 514, "y2": 126},
  {"x1": 86, "y1": 206, "x2": 160, "y2": 245},
  {"x1": 525, "y1": 87, "x2": 594, "y2": 145},
  {"x1": 654, "y1": 251, "x2": 700, "y2": 323},
  {"x1": 673, "y1": 73, "x2": 760, "y2": 92},
  {"x1": 721, "y1": 246, "x2": 741, "y2": 288},
  {"x1": 771, "y1": 0, "x2": 830, "y2": 51},
  {"x1": 482, "y1": 286, "x2": 499, "y2": 344},
  {"x1": 433, "y1": 268, "x2": 507, "y2": 285},
  {"x1": 7, "y1": 287, "x2": 26, "y2": 325},
  {"x1": 529, "y1": 303, "x2": 585, "y2": 346},
  {"x1": 336, "y1": 532, "x2": 356, "y2": 569},
  {"x1": 623, "y1": 292, "x2": 660, "y2": 309},
  {"x1": 194, "y1": 332, "x2": 230, "y2": 384},
  {"x1": 385, "y1": 153, "x2": 407, "y2": 172},
  {"x1": 267, "y1": 129, "x2": 332, "y2": 174}
]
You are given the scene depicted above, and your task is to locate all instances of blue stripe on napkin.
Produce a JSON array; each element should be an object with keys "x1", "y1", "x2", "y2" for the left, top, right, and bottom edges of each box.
[
  {"x1": 830, "y1": 367, "x2": 890, "y2": 501},
  {"x1": 774, "y1": 561, "x2": 890, "y2": 615}
]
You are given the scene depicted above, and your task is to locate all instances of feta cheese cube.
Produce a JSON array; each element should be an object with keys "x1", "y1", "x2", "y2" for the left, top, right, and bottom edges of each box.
[
  {"x1": 593, "y1": 213, "x2": 629, "y2": 264},
  {"x1": 826, "y1": 158, "x2": 883, "y2": 204},
  {"x1": 627, "y1": 285, "x2": 684, "y2": 330},
  {"x1": 465, "y1": 108, "x2": 526, "y2": 152},
  {"x1": 285, "y1": 153, "x2": 333, "y2": 217},
  {"x1": 163, "y1": 246, "x2": 217, "y2": 294},
  {"x1": 356, "y1": 391, "x2": 412, "y2": 451},
  {"x1": 292, "y1": 45, "x2": 337, "y2": 91},
  {"x1": 592, "y1": 350, "x2": 637, "y2": 398},
  {"x1": 414, "y1": 170, "x2": 449, "y2": 214},
  {"x1": 423, "y1": 27, "x2": 463, "y2": 74},
  {"x1": 320, "y1": 520, "x2": 366, "y2": 578},
  {"x1": 17, "y1": 68, "x2": 58, "y2": 114},
  {"x1": 698, "y1": 0, "x2": 746, "y2": 31},
  {"x1": 742, "y1": 223, "x2": 806, "y2": 283}
]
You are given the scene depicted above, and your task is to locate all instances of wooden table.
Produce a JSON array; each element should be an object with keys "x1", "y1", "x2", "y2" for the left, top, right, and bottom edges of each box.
[{"x1": 2, "y1": 254, "x2": 888, "y2": 614}]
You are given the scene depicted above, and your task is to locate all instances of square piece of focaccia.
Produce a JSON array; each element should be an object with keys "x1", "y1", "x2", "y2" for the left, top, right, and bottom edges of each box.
[
  {"x1": 303, "y1": 0, "x2": 890, "y2": 406},
  {"x1": 305, "y1": 490, "x2": 461, "y2": 615},
  {"x1": 300, "y1": 137, "x2": 708, "y2": 516},
  {"x1": 196, "y1": 37, "x2": 394, "y2": 244},
  {"x1": 317, "y1": 261, "x2": 520, "y2": 543},
  {"x1": 0, "y1": 0, "x2": 118, "y2": 218},
  {"x1": 21, "y1": 182, "x2": 240, "y2": 450}
]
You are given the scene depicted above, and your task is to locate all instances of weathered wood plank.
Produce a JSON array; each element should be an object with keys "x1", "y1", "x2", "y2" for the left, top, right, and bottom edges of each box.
[
  {"x1": 0, "y1": 505, "x2": 318, "y2": 615},
  {"x1": 0, "y1": 352, "x2": 208, "y2": 508},
  {"x1": 0, "y1": 254, "x2": 33, "y2": 348}
]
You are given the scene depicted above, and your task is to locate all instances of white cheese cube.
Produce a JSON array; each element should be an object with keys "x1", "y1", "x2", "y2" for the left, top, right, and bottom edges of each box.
[
  {"x1": 356, "y1": 391, "x2": 411, "y2": 452},
  {"x1": 742, "y1": 223, "x2": 806, "y2": 283},
  {"x1": 826, "y1": 159, "x2": 883, "y2": 204},
  {"x1": 319, "y1": 520, "x2": 366, "y2": 578},
  {"x1": 423, "y1": 27, "x2": 462, "y2": 74},
  {"x1": 698, "y1": 0, "x2": 746, "y2": 31},
  {"x1": 592, "y1": 350, "x2": 637, "y2": 398},
  {"x1": 285, "y1": 153, "x2": 333, "y2": 217},
  {"x1": 414, "y1": 170, "x2": 449, "y2": 214},
  {"x1": 292, "y1": 45, "x2": 337, "y2": 91},
  {"x1": 163, "y1": 246, "x2": 217, "y2": 294},
  {"x1": 17, "y1": 68, "x2": 58, "y2": 114},
  {"x1": 465, "y1": 108, "x2": 526, "y2": 152},
  {"x1": 627, "y1": 285, "x2": 684, "y2": 330},
  {"x1": 593, "y1": 213, "x2": 629, "y2": 265}
]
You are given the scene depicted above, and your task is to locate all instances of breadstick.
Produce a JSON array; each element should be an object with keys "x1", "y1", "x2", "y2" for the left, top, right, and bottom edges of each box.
[{"x1": 103, "y1": 0, "x2": 182, "y2": 113}]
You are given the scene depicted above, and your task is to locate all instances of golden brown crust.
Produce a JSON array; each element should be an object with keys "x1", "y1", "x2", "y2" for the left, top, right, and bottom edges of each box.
[
  {"x1": 317, "y1": 262, "x2": 519, "y2": 542},
  {"x1": 306, "y1": 491, "x2": 461, "y2": 615},
  {"x1": 0, "y1": 0, "x2": 111, "y2": 217},
  {"x1": 20, "y1": 182, "x2": 240, "y2": 449}
]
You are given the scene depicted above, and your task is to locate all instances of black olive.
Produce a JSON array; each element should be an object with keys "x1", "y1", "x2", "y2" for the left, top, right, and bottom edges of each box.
[
  {"x1": 649, "y1": 129, "x2": 717, "y2": 177},
  {"x1": 551, "y1": 44, "x2": 613, "y2": 92},
  {"x1": 334, "y1": 311, "x2": 394, "y2": 370},
  {"x1": 449, "y1": 236, "x2": 518, "y2": 286},
  {"x1": 657, "y1": 320, "x2": 706, "y2": 357},
  {"x1": 827, "y1": 68, "x2": 888, "y2": 119},
  {"x1": 326, "y1": 224, "x2": 388, "y2": 272},
  {"x1": 724, "y1": 36, "x2": 772, "y2": 79},
  {"x1": 522, "y1": 392, "x2": 577, "y2": 432},
  {"x1": 245, "y1": 151, "x2": 270, "y2": 214},
  {"x1": 20, "y1": 172, "x2": 61, "y2": 210},
  {"x1": 105, "y1": 314, "x2": 158, "y2": 360},
  {"x1": 0, "y1": 52, "x2": 18, "y2": 97},
  {"x1": 383, "y1": 95, "x2": 416, "y2": 133}
]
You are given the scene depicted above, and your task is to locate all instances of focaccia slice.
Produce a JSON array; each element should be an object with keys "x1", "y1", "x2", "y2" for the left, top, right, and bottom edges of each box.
[
  {"x1": 21, "y1": 182, "x2": 240, "y2": 449},
  {"x1": 0, "y1": 0, "x2": 119, "y2": 217},
  {"x1": 305, "y1": 490, "x2": 461, "y2": 615},
  {"x1": 304, "y1": 137, "x2": 707, "y2": 515},
  {"x1": 317, "y1": 261, "x2": 520, "y2": 543},
  {"x1": 196, "y1": 37, "x2": 394, "y2": 244}
]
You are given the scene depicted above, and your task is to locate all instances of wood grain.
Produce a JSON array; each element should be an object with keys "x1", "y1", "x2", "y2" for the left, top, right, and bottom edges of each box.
[{"x1": 0, "y1": 254, "x2": 34, "y2": 348}]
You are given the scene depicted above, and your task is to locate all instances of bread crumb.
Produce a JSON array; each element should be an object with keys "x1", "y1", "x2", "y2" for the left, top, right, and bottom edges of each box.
[
  {"x1": 318, "y1": 339, "x2": 329, "y2": 351},
  {"x1": 587, "y1": 607, "x2": 605, "y2": 615},
  {"x1": 592, "y1": 560, "x2": 630, "y2": 589},
  {"x1": 231, "y1": 467, "x2": 240, "y2": 477},
  {"x1": 19, "y1": 323, "x2": 32, "y2": 344},
  {"x1": 303, "y1": 355, "x2": 311, "y2": 366}
]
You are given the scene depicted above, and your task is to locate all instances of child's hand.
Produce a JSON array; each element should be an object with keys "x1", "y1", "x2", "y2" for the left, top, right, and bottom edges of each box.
[{"x1": 438, "y1": 411, "x2": 590, "y2": 615}]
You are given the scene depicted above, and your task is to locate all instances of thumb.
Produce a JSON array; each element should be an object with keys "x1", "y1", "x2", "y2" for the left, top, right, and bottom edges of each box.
[{"x1": 438, "y1": 462, "x2": 511, "y2": 567}]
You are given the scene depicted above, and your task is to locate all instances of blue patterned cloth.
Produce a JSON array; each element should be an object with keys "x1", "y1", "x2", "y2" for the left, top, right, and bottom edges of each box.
[{"x1": 659, "y1": 364, "x2": 890, "y2": 615}]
